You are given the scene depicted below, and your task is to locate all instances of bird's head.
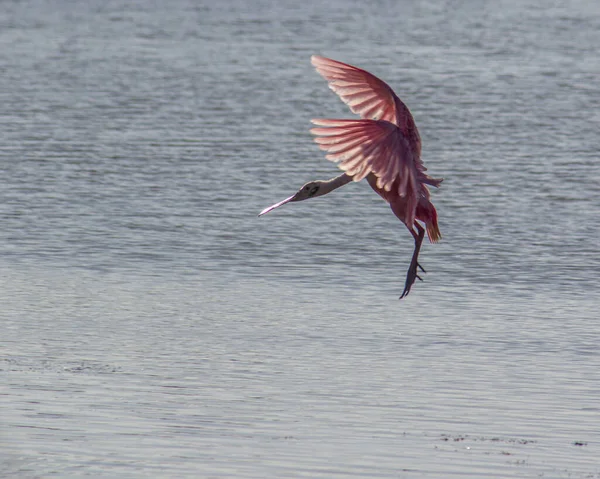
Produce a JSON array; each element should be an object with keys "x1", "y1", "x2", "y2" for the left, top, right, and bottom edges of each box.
[
  {"x1": 292, "y1": 181, "x2": 322, "y2": 201},
  {"x1": 258, "y1": 181, "x2": 323, "y2": 216}
]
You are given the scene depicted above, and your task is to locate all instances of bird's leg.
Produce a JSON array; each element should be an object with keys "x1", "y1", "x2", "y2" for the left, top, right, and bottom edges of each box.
[{"x1": 400, "y1": 223, "x2": 425, "y2": 299}]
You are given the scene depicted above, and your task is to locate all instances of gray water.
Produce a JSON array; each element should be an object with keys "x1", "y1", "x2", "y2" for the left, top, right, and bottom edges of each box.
[{"x1": 1, "y1": 0, "x2": 600, "y2": 477}]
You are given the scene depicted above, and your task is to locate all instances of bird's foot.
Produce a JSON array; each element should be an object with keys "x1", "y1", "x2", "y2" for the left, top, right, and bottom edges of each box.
[{"x1": 399, "y1": 261, "x2": 425, "y2": 299}]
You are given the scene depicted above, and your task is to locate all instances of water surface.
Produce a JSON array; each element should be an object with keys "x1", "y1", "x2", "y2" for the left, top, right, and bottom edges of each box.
[{"x1": 1, "y1": 0, "x2": 599, "y2": 477}]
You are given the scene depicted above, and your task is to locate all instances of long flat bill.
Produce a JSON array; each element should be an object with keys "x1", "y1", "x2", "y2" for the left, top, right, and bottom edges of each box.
[{"x1": 258, "y1": 195, "x2": 295, "y2": 216}]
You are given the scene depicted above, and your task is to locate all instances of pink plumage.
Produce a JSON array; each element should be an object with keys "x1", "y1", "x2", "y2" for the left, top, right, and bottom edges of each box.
[
  {"x1": 309, "y1": 55, "x2": 441, "y2": 233},
  {"x1": 259, "y1": 56, "x2": 444, "y2": 299}
]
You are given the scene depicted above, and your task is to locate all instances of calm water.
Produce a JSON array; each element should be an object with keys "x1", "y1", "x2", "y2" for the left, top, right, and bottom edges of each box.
[{"x1": 2, "y1": 0, "x2": 600, "y2": 477}]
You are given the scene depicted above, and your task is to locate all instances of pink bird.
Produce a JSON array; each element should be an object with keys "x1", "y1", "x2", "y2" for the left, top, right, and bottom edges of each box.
[{"x1": 260, "y1": 56, "x2": 443, "y2": 298}]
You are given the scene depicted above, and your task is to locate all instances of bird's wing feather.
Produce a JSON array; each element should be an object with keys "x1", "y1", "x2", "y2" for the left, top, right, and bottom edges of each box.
[
  {"x1": 311, "y1": 118, "x2": 422, "y2": 226},
  {"x1": 311, "y1": 55, "x2": 421, "y2": 157}
]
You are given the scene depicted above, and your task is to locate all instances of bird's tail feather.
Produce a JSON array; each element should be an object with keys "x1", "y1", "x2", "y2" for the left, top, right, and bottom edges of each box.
[{"x1": 426, "y1": 210, "x2": 441, "y2": 243}]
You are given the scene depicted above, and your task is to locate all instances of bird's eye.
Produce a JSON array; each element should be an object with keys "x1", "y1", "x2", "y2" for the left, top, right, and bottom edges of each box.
[{"x1": 309, "y1": 186, "x2": 319, "y2": 196}]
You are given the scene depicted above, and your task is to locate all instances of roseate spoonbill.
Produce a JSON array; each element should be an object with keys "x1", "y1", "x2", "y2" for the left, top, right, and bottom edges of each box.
[{"x1": 259, "y1": 55, "x2": 443, "y2": 298}]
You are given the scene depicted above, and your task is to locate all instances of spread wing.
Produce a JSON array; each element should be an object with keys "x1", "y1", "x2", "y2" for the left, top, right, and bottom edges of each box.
[
  {"x1": 311, "y1": 118, "x2": 421, "y2": 224},
  {"x1": 311, "y1": 55, "x2": 421, "y2": 158}
]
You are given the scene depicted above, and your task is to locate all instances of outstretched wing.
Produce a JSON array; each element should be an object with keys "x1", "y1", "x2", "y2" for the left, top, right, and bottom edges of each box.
[
  {"x1": 311, "y1": 55, "x2": 421, "y2": 157},
  {"x1": 311, "y1": 118, "x2": 422, "y2": 225}
]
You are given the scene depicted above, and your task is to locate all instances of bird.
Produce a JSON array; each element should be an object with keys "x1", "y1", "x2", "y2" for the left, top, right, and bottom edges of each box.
[{"x1": 259, "y1": 55, "x2": 443, "y2": 298}]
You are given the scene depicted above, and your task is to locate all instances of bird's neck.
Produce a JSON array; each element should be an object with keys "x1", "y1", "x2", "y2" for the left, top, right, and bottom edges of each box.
[{"x1": 319, "y1": 173, "x2": 353, "y2": 196}]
